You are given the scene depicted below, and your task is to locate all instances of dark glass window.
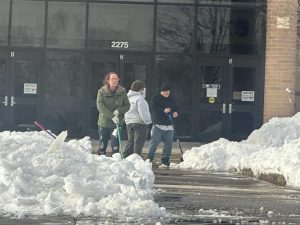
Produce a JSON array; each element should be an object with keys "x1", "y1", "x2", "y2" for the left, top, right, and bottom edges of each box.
[
  {"x1": 14, "y1": 59, "x2": 39, "y2": 97},
  {"x1": 0, "y1": 59, "x2": 6, "y2": 96},
  {"x1": 156, "y1": 6, "x2": 194, "y2": 52},
  {"x1": 232, "y1": 67, "x2": 255, "y2": 104},
  {"x1": 198, "y1": 0, "x2": 266, "y2": 5},
  {"x1": 11, "y1": 0, "x2": 45, "y2": 47},
  {"x1": 197, "y1": 6, "x2": 265, "y2": 55},
  {"x1": 45, "y1": 52, "x2": 85, "y2": 107},
  {"x1": 43, "y1": 108, "x2": 84, "y2": 138},
  {"x1": 230, "y1": 8, "x2": 264, "y2": 55},
  {"x1": 200, "y1": 66, "x2": 223, "y2": 104},
  {"x1": 47, "y1": 2, "x2": 85, "y2": 49},
  {"x1": 158, "y1": 0, "x2": 194, "y2": 3},
  {"x1": 197, "y1": 7, "x2": 230, "y2": 54},
  {"x1": 14, "y1": 105, "x2": 37, "y2": 130},
  {"x1": 155, "y1": 55, "x2": 193, "y2": 137},
  {"x1": 155, "y1": 55, "x2": 193, "y2": 109},
  {"x1": 123, "y1": 63, "x2": 147, "y2": 92},
  {"x1": 88, "y1": 3, "x2": 153, "y2": 50},
  {"x1": 231, "y1": 112, "x2": 254, "y2": 137},
  {"x1": 0, "y1": 0, "x2": 10, "y2": 46},
  {"x1": 94, "y1": 0, "x2": 153, "y2": 1},
  {"x1": 198, "y1": 111, "x2": 223, "y2": 142}
]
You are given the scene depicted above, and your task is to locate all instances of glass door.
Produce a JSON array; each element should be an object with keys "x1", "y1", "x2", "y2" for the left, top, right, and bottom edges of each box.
[
  {"x1": 0, "y1": 49, "x2": 42, "y2": 131},
  {"x1": 197, "y1": 57, "x2": 229, "y2": 142},
  {"x1": 0, "y1": 49, "x2": 10, "y2": 131},
  {"x1": 11, "y1": 50, "x2": 42, "y2": 131},
  {"x1": 228, "y1": 57, "x2": 262, "y2": 140}
]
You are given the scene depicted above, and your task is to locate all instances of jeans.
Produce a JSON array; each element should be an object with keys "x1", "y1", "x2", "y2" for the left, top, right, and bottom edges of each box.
[
  {"x1": 147, "y1": 125, "x2": 174, "y2": 165},
  {"x1": 98, "y1": 126, "x2": 119, "y2": 155},
  {"x1": 124, "y1": 123, "x2": 148, "y2": 158}
]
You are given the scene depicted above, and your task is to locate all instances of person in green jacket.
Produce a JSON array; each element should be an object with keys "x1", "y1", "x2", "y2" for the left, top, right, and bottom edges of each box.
[{"x1": 96, "y1": 72, "x2": 130, "y2": 156}]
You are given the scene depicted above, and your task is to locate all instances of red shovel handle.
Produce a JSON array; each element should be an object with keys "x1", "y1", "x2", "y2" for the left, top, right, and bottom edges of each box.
[
  {"x1": 34, "y1": 121, "x2": 46, "y2": 130},
  {"x1": 34, "y1": 121, "x2": 56, "y2": 139}
]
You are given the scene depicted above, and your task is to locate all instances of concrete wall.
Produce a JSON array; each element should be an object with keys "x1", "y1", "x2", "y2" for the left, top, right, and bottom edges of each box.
[{"x1": 264, "y1": 0, "x2": 298, "y2": 122}]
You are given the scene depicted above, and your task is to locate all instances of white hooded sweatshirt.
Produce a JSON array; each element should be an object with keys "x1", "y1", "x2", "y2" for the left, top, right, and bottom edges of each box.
[{"x1": 125, "y1": 90, "x2": 152, "y2": 125}]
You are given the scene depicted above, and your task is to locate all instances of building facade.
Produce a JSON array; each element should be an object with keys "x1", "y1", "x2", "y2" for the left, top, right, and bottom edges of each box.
[{"x1": 1, "y1": 0, "x2": 294, "y2": 142}]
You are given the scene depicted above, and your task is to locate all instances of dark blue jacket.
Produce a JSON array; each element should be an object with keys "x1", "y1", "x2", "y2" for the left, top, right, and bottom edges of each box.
[{"x1": 151, "y1": 93, "x2": 178, "y2": 125}]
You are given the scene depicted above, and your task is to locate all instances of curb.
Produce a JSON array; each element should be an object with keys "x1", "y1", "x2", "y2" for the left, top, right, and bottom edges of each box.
[{"x1": 241, "y1": 168, "x2": 286, "y2": 186}]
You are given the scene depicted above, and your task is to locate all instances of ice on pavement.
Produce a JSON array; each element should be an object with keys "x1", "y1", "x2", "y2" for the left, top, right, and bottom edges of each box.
[
  {"x1": 176, "y1": 113, "x2": 300, "y2": 188},
  {"x1": 0, "y1": 131, "x2": 165, "y2": 218}
]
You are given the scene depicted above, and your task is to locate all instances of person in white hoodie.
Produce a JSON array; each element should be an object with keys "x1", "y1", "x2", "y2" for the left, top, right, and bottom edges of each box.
[{"x1": 124, "y1": 80, "x2": 152, "y2": 158}]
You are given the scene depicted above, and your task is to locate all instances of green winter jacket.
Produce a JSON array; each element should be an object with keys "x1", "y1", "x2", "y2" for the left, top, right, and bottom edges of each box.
[{"x1": 96, "y1": 85, "x2": 130, "y2": 128}]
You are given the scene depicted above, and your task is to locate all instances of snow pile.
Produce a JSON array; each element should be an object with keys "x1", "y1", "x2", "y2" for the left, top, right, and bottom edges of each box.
[
  {"x1": 177, "y1": 113, "x2": 300, "y2": 188},
  {"x1": 0, "y1": 131, "x2": 165, "y2": 218}
]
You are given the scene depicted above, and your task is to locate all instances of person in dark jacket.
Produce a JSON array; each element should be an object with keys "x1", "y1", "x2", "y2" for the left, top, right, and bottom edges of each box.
[
  {"x1": 147, "y1": 83, "x2": 178, "y2": 166},
  {"x1": 96, "y1": 72, "x2": 130, "y2": 156}
]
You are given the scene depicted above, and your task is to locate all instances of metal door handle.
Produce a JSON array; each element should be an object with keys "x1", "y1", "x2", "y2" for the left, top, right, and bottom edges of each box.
[
  {"x1": 11, "y1": 96, "x2": 16, "y2": 107},
  {"x1": 2, "y1": 96, "x2": 8, "y2": 106},
  {"x1": 229, "y1": 103, "x2": 233, "y2": 114},
  {"x1": 221, "y1": 103, "x2": 226, "y2": 113}
]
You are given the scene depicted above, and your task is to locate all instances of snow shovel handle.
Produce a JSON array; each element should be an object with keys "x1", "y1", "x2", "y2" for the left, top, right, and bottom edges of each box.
[
  {"x1": 166, "y1": 113, "x2": 184, "y2": 161},
  {"x1": 34, "y1": 121, "x2": 57, "y2": 139},
  {"x1": 113, "y1": 120, "x2": 124, "y2": 159}
]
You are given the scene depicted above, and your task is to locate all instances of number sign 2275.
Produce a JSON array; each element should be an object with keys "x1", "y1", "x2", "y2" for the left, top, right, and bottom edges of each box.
[{"x1": 111, "y1": 41, "x2": 129, "y2": 49}]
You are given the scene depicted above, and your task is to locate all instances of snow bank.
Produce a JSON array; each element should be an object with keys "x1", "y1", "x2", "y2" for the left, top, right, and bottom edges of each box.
[
  {"x1": 177, "y1": 113, "x2": 300, "y2": 188},
  {"x1": 0, "y1": 131, "x2": 165, "y2": 218}
]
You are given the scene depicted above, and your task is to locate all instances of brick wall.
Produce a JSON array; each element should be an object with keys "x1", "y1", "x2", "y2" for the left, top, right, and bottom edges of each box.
[{"x1": 264, "y1": 0, "x2": 298, "y2": 122}]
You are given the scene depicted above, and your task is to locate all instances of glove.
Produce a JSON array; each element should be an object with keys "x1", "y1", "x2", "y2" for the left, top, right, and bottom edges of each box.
[
  {"x1": 112, "y1": 116, "x2": 119, "y2": 124},
  {"x1": 112, "y1": 128, "x2": 118, "y2": 137},
  {"x1": 113, "y1": 110, "x2": 119, "y2": 117},
  {"x1": 166, "y1": 112, "x2": 172, "y2": 119}
]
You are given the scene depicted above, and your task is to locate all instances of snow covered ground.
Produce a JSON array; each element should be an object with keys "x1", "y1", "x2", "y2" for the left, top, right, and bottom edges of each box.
[
  {"x1": 175, "y1": 113, "x2": 300, "y2": 188},
  {"x1": 0, "y1": 131, "x2": 165, "y2": 219},
  {"x1": 1, "y1": 112, "x2": 300, "y2": 219}
]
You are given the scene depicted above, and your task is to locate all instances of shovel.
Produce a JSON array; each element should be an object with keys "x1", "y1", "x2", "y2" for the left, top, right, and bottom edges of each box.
[
  {"x1": 167, "y1": 114, "x2": 184, "y2": 162},
  {"x1": 113, "y1": 122, "x2": 124, "y2": 159},
  {"x1": 34, "y1": 121, "x2": 67, "y2": 153}
]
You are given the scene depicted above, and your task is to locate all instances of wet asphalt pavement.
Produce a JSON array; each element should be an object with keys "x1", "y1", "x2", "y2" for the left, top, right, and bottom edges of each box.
[
  {"x1": 1, "y1": 168, "x2": 300, "y2": 225},
  {"x1": 153, "y1": 168, "x2": 300, "y2": 224}
]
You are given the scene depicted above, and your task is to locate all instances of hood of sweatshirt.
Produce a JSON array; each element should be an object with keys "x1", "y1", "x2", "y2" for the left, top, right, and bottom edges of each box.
[{"x1": 127, "y1": 90, "x2": 142, "y2": 98}]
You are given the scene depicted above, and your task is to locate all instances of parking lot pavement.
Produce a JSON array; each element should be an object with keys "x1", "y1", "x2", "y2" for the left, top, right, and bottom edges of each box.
[{"x1": 154, "y1": 168, "x2": 300, "y2": 224}]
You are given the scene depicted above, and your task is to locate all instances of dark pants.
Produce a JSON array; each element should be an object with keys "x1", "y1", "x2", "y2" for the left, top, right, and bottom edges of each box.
[
  {"x1": 124, "y1": 123, "x2": 148, "y2": 158},
  {"x1": 147, "y1": 125, "x2": 174, "y2": 165},
  {"x1": 98, "y1": 126, "x2": 119, "y2": 155}
]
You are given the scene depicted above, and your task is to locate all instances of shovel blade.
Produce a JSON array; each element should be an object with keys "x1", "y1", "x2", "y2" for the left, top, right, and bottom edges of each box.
[{"x1": 47, "y1": 131, "x2": 68, "y2": 153}]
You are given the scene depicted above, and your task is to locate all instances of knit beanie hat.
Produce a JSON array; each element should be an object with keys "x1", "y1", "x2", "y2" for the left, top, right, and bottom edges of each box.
[{"x1": 160, "y1": 82, "x2": 171, "y2": 91}]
